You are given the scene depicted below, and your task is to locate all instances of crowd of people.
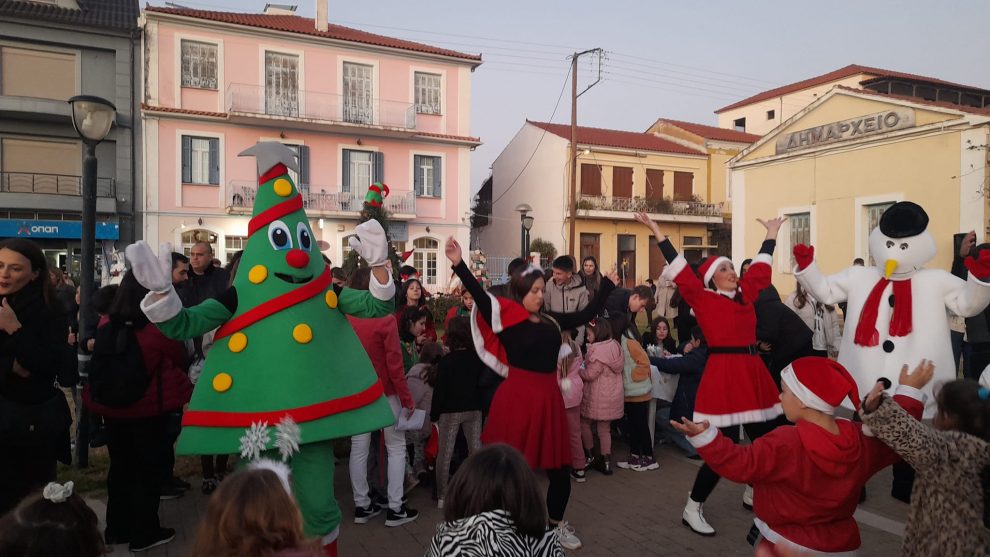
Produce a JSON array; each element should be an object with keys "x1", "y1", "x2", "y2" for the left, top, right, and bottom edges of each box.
[{"x1": 0, "y1": 207, "x2": 988, "y2": 556}]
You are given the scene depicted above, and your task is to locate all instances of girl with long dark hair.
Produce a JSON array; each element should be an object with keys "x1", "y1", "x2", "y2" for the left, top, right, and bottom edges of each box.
[
  {"x1": 580, "y1": 256, "x2": 601, "y2": 299},
  {"x1": 397, "y1": 278, "x2": 437, "y2": 344},
  {"x1": 446, "y1": 237, "x2": 618, "y2": 550}
]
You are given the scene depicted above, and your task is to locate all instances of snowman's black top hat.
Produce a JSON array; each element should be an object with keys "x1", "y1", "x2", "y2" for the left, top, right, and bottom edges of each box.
[{"x1": 879, "y1": 201, "x2": 929, "y2": 239}]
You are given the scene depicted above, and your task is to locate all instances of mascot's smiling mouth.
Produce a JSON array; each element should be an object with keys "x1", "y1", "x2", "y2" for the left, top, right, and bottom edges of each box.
[{"x1": 275, "y1": 272, "x2": 313, "y2": 284}]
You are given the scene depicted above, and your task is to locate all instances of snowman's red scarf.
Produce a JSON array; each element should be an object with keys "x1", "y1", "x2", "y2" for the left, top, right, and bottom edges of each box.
[
  {"x1": 214, "y1": 265, "x2": 331, "y2": 340},
  {"x1": 854, "y1": 278, "x2": 912, "y2": 347}
]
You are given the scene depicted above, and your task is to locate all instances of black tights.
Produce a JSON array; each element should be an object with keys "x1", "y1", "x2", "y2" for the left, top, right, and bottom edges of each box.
[
  {"x1": 624, "y1": 401, "x2": 653, "y2": 457},
  {"x1": 546, "y1": 467, "x2": 571, "y2": 523},
  {"x1": 201, "y1": 454, "x2": 229, "y2": 479},
  {"x1": 690, "y1": 419, "x2": 781, "y2": 503}
]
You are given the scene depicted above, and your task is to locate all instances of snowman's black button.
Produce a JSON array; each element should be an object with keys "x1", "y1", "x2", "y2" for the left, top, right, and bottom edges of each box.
[
  {"x1": 888, "y1": 294, "x2": 895, "y2": 307},
  {"x1": 882, "y1": 340, "x2": 895, "y2": 353}
]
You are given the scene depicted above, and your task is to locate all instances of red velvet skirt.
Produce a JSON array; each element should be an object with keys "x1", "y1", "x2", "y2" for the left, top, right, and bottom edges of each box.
[{"x1": 482, "y1": 367, "x2": 571, "y2": 470}]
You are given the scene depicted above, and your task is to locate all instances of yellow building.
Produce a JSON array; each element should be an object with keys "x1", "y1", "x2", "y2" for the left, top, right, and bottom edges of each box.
[
  {"x1": 480, "y1": 120, "x2": 757, "y2": 286},
  {"x1": 728, "y1": 86, "x2": 990, "y2": 294}
]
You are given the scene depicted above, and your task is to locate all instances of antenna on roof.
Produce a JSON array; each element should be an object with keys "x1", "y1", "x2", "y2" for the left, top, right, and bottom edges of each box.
[
  {"x1": 164, "y1": 2, "x2": 190, "y2": 8},
  {"x1": 263, "y1": 3, "x2": 298, "y2": 15}
]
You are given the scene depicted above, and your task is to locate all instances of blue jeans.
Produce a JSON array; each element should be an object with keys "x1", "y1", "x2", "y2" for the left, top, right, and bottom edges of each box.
[{"x1": 655, "y1": 405, "x2": 697, "y2": 458}]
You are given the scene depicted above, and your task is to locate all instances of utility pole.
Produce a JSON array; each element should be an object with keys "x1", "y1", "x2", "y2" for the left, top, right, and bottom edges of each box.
[{"x1": 567, "y1": 48, "x2": 603, "y2": 257}]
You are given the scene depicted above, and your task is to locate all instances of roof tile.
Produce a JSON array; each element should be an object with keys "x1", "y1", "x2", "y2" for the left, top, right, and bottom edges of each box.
[
  {"x1": 654, "y1": 118, "x2": 761, "y2": 143},
  {"x1": 145, "y1": 7, "x2": 481, "y2": 63},
  {"x1": 528, "y1": 121, "x2": 704, "y2": 156},
  {"x1": 0, "y1": 0, "x2": 139, "y2": 31},
  {"x1": 715, "y1": 64, "x2": 990, "y2": 114}
]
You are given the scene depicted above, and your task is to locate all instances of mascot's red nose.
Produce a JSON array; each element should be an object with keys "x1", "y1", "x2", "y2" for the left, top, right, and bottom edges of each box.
[{"x1": 286, "y1": 249, "x2": 309, "y2": 269}]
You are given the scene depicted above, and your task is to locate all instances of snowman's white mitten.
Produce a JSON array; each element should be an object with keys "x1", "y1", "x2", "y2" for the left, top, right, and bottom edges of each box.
[
  {"x1": 125, "y1": 241, "x2": 172, "y2": 293},
  {"x1": 349, "y1": 220, "x2": 389, "y2": 267}
]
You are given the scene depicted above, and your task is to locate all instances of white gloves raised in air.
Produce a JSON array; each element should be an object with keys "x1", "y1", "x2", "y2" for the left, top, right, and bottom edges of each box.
[
  {"x1": 125, "y1": 241, "x2": 173, "y2": 293},
  {"x1": 348, "y1": 219, "x2": 389, "y2": 267}
]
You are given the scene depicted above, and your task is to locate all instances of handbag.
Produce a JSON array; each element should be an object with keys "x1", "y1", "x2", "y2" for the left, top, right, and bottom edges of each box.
[{"x1": 0, "y1": 391, "x2": 71, "y2": 449}]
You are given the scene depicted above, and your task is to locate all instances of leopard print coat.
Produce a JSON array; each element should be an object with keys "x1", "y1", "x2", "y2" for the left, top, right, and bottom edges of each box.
[{"x1": 861, "y1": 397, "x2": 990, "y2": 557}]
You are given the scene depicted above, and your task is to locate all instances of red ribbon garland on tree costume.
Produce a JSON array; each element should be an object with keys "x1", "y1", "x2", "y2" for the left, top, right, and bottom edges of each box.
[
  {"x1": 214, "y1": 266, "x2": 332, "y2": 340},
  {"x1": 853, "y1": 278, "x2": 913, "y2": 346}
]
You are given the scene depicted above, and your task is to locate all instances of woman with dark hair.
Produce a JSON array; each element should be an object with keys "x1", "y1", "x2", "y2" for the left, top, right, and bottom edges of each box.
[
  {"x1": 427, "y1": 444, "x2": 562, "y2": 557},
  {"x1": 398, "y1": 306, "x2": 431, "y2": 372},
  {"x1": 0, "y1": 238, "x2": 76, "y2": 516},
  {"x1": 396, "y1": 278, "x2": 437, "y2": 344},
  {"x1": 83, "y1": 271, "x2": 192, "y2": 551},
  {"x1": 580, "y1": 256, "x2": 601, "y2": 299},
  {"x1": 634, "y1": 211, "x2": 787, "y2": 536},
  {"x1": 446, "y1": 237, "x2": 618, "y2": 550},
  {"x1": 643, "y1": 317, "x2": 677, "y2": 355}
]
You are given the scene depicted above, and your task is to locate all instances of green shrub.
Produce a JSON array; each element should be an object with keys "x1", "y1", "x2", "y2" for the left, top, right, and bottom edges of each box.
[{"x1": 427, "y1": 293, "x2": 462, "y2": 327}]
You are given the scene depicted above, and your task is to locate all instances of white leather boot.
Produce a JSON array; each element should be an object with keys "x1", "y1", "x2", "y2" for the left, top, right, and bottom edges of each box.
[
  {"x1": 682, "y1": 493, "x2": 716, "y2": 536},
  {"x1": 743, "y1": 485, "x2": 754, "y2": 510}
]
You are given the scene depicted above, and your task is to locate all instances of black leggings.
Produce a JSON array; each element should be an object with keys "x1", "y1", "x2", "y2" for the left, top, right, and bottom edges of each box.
[
  {"x1": 624, "y1": 401, "x2": 653, "y2": 457},
  {"x1": 546, "y1": 467, "x2": 571, "y2": 522},
  {"x1": 690, "y1": 419, "x2": 781, "y2": 503}
]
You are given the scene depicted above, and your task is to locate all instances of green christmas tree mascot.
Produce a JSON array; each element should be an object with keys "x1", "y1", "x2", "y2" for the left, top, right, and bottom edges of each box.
[{"x1": 125, "y1": 142, "x2": 396, "y2": 556}]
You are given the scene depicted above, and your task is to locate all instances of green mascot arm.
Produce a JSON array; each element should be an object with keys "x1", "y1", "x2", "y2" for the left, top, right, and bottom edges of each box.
[
  {"x1": 337, "y1": 286, "x2": 394, "y2": 318},
  {"x1": 156, "y1": 298, "x2": 234, "y2": 340}
]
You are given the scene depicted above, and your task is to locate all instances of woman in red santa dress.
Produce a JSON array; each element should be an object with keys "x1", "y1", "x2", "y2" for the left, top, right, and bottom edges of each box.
[
  {"x1": 445, "y1": 237, "x2": 619, "y2": 551},
  {"x1": 633, "y1": 212, "x2": 788, "y2": 537}
]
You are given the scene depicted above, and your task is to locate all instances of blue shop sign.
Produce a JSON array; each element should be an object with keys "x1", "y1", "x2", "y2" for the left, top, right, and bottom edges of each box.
[{"x1": 0, "y1": 219, "x2": 119, "y2": 240}]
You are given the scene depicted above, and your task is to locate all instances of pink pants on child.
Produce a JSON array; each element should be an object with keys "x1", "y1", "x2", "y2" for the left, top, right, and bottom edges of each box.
[
  {"x1": 580, "y1": 417, "x2": 612, "y2": 456},
  {"x1": 565, "y1": 407, "x2": 585, "y2": 469}
]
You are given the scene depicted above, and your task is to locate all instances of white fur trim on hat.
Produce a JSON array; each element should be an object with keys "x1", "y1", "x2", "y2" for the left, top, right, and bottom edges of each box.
[
  {"x1": 702, "y1": 256, "x2": 730, "y2": 286},
  {"x1": 781, "y1": 365, "x2": 836, "y2": 415},
  {"x1": 248, "y1": 458, "x2": 292, "y2": 495}
]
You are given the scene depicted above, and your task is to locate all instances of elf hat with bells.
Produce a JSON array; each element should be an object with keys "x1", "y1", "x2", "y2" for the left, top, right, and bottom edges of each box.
[{"x1": 176, "y1": 141, "x2": 393, "y2": 456}]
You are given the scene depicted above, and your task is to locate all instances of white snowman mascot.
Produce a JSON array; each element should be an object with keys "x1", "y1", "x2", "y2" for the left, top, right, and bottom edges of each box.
[{"x1": 793, "y1": 201, "x2": 990, "y2": 417}]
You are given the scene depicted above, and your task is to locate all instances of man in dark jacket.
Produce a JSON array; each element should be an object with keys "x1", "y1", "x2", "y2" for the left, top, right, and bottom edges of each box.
[
  {"x1": 178, "y1": 242, "x2": 228, "y2": 307},
  {"x1": 650, "y1": 326, "x2": 707, "y2": 458},
  {"x1": 754, "y1": 284, "x2": 813, "y2": 388}
]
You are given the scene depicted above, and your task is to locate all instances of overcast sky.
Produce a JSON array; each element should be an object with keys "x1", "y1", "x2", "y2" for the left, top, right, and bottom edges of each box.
[{"x1": 148, "y1": 0, "x2": 990, "y2": 194}]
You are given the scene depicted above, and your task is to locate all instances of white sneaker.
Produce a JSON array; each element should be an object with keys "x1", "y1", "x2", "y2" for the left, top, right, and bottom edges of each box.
[
  {"x1": 743, "y1": 485, "x2": 754, "y2": 510},
  {"x1": 682, "y1": 494, "x2": 716, "y2": 536},
  {"x1": 555, "y1": 521, "x2": 582, "y2": 550}
]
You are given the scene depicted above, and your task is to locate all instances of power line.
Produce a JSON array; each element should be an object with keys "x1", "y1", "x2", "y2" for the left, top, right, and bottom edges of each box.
[
  {"x1": 491, "y1": 64, "x2": 572, "y2": 207},
  {"x1": 607, "y1": 51, "x2": 780, "y2": 86}
]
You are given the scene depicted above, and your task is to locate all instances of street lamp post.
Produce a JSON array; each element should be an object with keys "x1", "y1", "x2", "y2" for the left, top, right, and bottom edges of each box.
[
  {"x1": 68, "y1": 95, "x2": 116, "y2": 468},
  {"x1": 515, "y1": 203, "x2": 534, "y2": 260}
]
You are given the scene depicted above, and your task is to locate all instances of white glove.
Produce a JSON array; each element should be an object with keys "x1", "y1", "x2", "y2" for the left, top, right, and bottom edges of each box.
[
  {"x1": 125, "y1": 241, "x2": 173, "y2": 293},
  {"x1": 349, "y1": 220, "x2": 389, "y2": 267}
]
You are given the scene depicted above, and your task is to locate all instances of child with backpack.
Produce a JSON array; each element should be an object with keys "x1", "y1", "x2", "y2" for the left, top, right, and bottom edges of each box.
[
  {"x1": 860, "y1": 374, "x2": 990, "y2": 556},
  {"x1": 82, "y1": 271, "x2": 192, "y2": 552},
  {"x1": 615, "y1": 317, "x2": 657, "y2": 472}
]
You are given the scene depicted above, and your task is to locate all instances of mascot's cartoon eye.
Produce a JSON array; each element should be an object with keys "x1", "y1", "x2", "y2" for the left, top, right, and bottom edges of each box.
[
  {"x1": 296, "y1": 222, "x2": 312, "y2": 251},
  {"x1": 886, "y1": 240, "x2": 894, "y2": 248},
  {"x1": 900, "y1": 243, "x2": 908, "y2": 250},
  {"x1": 268, "y1": 220, "x2": 293, "y2": 251}
]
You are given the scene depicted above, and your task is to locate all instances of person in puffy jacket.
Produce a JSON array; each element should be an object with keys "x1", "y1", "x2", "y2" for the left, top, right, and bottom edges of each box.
[
  {"x1": 556, "y1": 331, "x2": 585, "y2": 482},
  {"x1": 83, "y1": 271, "x2": 192, "y2": 552},
  {"x1": 579, "y1": 320, "x2": 624, "y2": 476}
]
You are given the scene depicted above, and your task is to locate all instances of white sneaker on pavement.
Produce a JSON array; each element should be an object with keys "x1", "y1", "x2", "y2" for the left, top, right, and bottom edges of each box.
[
  {"x1": 555, "y1": 521, "x2": 582, "y2": 550},
  {"x1": 682, "y1": 494, "x2": 716, "y2": 536}
]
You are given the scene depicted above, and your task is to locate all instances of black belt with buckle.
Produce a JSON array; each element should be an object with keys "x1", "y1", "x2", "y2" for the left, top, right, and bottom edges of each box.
[{"x1": 708, "y1": 344, "x2": 759, "y2": 355}]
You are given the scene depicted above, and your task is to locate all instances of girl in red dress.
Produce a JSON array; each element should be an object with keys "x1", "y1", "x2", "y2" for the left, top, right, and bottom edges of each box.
[
  {"x1": 445, "y1": 237, "x2": 618, "y2": 551},
  {"x1": 634, "y1": 212, "x2": 788, "y2": 537}
]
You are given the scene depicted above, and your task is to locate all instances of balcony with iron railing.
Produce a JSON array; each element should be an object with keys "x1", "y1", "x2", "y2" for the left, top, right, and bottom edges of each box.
[
  {"x1": 575, "y1": 194, "x2": 723, "y2": 222},
  {"x1": 1, "y1": 172, "x2": 116, "y2": 197},
  {"x1": 226, "y1": 84, "x2": 416, "y2": 130},
  {"x1": 226, "y1": 180, "x2": 416, "y2": 218}
]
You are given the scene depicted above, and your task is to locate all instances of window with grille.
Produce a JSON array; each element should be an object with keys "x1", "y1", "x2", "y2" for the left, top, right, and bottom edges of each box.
[
  {"x1": 225, "y1": 235, "x2": 247, "y2": 263},
  {"x1": 413, "y1": 237, "x2": 439, "y2": 286},
  {"x1": 343, "y1": 62, "x2": 373, "y2": 124},
  {"x1": 788, "y1": 212, "x2": 811, "y2": 268},
  {"x1": 414, "y1": 155, "x2": 441, "y2": 197},
  {"x1": 265, "y1": 51, "x2": 299, "y2": 117},
  {"x1": 181, "y1": 41, "x2": 218, "y2": 90},
  {"x1": 414, "y1": 72, "x2": 441, "y2": 114}
]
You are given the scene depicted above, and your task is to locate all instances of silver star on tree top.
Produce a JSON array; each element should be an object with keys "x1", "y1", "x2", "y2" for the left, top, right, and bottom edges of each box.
[{"x1": 238, "y1": 141, "x2": 299, "y2": 176}]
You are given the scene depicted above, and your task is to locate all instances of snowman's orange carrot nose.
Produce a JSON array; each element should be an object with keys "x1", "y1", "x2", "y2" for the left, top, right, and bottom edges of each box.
[
  {"x1": 287, "y1": 249, "x2": 310, "y2": 269},
  {"x1": 884, "y1": 259, "x2": 898, "y2": 279}
]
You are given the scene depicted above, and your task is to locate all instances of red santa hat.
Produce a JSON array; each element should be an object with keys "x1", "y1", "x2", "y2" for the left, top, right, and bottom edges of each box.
[
  {"x1": 697, "y1": 255, "x2": 731, "y2": 286},
  {"x1": 780, "y1": 357, "x2": 861, "y2": 414}
]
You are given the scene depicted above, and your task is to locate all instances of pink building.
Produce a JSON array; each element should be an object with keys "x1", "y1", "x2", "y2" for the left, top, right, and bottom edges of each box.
[{"x1": 139, "y1": 3, "x2": 481, "y2": 291}]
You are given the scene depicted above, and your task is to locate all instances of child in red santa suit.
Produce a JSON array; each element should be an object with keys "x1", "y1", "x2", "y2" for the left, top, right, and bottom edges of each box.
[{"x1": 672, "y1": 357, "x2": 931, "y2": 556}]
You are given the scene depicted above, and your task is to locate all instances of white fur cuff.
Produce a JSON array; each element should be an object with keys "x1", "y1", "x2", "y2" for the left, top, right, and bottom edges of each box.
[
  {"x1": 140, "y1": 288, "x2": 182, "y2": 323},
  {"x1": 661, "y1": 255, "x2": 689, "y2": 282},
  {"x1": 894, "y1": 384, "x2": 925, "y2": 403},
  {"x1": 368, "y1": 269, "x2": 396, "y2": 302},
  {"x1": 687, "y1": 423, "x2": 719, "y2": 448},
  {"x1": 752, "y1": 253, "x2": 773, "y2": 266},
  {"x1": 792, "y1": 260, "x2": 818, "y2": 277}
]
